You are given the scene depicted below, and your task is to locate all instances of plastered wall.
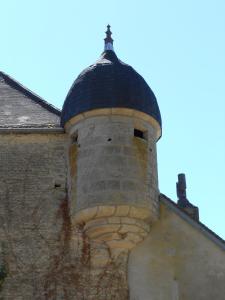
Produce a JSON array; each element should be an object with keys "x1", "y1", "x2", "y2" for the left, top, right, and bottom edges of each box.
[{"x1": 129, "y1": 201, "x2": 225, "y2": 300}]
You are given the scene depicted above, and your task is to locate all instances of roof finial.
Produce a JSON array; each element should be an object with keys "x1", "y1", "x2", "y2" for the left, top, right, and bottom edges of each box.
[{"x1": 104, "y1": 24, "x2": 114, "y2": 51}]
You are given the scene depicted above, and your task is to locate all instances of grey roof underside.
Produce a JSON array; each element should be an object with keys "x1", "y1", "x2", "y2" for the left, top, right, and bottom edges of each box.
[{"x1": 0, "y1": 71, "x2": 61, "y2": 128}]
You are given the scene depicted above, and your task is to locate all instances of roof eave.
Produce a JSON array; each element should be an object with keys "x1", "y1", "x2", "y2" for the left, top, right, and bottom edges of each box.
[{"x1": 160, "y1": 193, "x2": 225, "y2": 250}]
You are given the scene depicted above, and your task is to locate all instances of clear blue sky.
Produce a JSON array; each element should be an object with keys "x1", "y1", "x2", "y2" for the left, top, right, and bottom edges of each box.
[{"x1": 1, "y1": 0, "x2": 225, "y2": 239}]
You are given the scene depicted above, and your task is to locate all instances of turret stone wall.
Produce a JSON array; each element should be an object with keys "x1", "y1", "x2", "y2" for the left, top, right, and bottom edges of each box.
[{"x1": 66, "y1": 111, "x2": 160, "y2": 254}]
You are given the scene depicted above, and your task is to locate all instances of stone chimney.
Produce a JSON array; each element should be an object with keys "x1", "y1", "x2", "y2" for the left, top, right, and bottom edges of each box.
[{"x1": 176, "y1": 173, "x2": 199, "y2": 221}]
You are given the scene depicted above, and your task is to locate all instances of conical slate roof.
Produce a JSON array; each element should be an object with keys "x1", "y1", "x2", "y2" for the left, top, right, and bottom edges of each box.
[{"x1": 61, "y1": 27, "x2": 161, "y2": 128}]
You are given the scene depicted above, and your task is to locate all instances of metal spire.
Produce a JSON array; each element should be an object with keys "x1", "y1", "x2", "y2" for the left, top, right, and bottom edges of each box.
[{"x1": 104, "y1": 25, "x2": 114, "y2": 51}]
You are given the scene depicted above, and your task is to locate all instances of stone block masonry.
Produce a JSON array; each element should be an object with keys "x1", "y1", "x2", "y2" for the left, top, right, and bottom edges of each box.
[
  {"x1": 0, "y1": 132, "x2": 130, "y2": 299},
  {"x1": 0, "y1": 133, "x2": 68, "y2": 299},
  {"x1": 66, "y1": 112, "x2": 160, "y2": 299},
  {"x1": 68, "y1": 114, "x2": 159, "y2": 224}
]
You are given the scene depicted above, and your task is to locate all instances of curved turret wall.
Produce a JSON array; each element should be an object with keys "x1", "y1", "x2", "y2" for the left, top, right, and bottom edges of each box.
[{"x1": 66, "y1": 109, "x2": 160, "y2": 250}]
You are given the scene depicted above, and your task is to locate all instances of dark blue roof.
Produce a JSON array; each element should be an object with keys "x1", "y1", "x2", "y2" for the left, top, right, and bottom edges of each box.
[{"x1": 61, "y1": 50, "x2": 161, "y2": 128}]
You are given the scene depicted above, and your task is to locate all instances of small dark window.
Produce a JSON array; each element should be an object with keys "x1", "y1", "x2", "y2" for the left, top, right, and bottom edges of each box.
[
  {"x1": 134, "y1": 129, "x2": 146, "y2": 140},
  {"x1": 54, "y1": 183, "x2": 61, "y2": 188},
  {"x1": 71, "y1": 133, "x2": 78, "y2": 144}
]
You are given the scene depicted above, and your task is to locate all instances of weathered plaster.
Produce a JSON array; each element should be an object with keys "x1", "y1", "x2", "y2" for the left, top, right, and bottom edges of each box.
[{"x1": 129, "y1": 201, "x2": 225, "y2": 300}]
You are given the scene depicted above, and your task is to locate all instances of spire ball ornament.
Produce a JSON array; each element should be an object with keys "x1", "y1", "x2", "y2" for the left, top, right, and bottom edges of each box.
[{"x1": 104, "y1": 24, "x2": 114, "y2": 51}]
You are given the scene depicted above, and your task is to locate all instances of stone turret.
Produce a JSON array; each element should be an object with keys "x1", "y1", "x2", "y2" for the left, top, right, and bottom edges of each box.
[{"x1": 61, "y1": 26, "x2": 162, "y2": 255}]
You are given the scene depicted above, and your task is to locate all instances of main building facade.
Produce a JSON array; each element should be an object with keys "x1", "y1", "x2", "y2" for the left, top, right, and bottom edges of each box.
[{"x1": 0, "y1": 27, "x2": 224, "y2": 299}]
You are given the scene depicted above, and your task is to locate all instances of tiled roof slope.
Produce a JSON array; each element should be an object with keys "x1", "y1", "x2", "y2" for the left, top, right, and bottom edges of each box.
[
  {"x1": 160, "y1": 193, "x2": 225, "y2": 250},
  {"x1": 0, "y1": 71, "x2": 61, "y2": 128}
]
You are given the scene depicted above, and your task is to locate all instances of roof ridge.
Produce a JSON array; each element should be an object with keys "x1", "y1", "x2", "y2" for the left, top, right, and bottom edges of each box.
[{"x1": 0, "y1": 71, "x2": 61, "y2": 117}]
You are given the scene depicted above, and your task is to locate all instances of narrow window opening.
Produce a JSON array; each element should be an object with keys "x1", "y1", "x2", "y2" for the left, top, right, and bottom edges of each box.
[
  {"x1": 134, "y1": 129, "x2": 147, "y2": 140},
  {"x1": 71, "y1": 132, "x2": 78, "y2": 144},
  {"x1": 107, "y1": 138, "x2": 112, "y2": 142}
]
